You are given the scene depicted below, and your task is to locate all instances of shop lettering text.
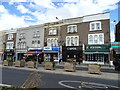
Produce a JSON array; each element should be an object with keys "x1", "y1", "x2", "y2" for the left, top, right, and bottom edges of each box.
[
  {"x1": 67, "y1": 48, "x2": 77, "y2": 50},
  {"x1": 87, "y1": 46, "x2": 102, "y2": 49}
]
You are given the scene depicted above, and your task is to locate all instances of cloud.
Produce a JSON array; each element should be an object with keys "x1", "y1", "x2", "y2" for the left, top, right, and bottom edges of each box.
[
  {"x1": 9, "y1": 0, "x2": 29, "y2": 5},
  {"x1": 0, "y1": 5, "x2": 29, "y2": 30},
  {"x1": 33, "y1": 0, "x2": 55, "y2": 9},
  {"x1": 0, "y1": 5, "x2": 8, "y2": 14},
  {"x1": 0, "y1": 0, "x2": 119, "y2": 31},
  {"x1": 16, "y1": 4, "x2": 29, "y2": 14}
]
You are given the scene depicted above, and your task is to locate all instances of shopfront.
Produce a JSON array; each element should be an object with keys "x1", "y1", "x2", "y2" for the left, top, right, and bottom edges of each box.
[
  {"x1": 43, "y1": 46, "x2": 60, "y2": 61},
  {"x1": 62, "y1": 46, "x2": 83, "y2": 62},
  {"x1": 111, "y1": 42, "x2": 120, "y2": 60},
  {"x1": 84, "y1": 45, "x2": 110, "y2": 64},
  {"x1": 0, "y1": 49, "x2": 4, "y2": 60},
  {"x1": 4, "y1": 49, "x2": 15, "y2": 61},
  {"x1": 24, "y1": 49, "x2": 43, "y2": 63},
  {"x1": 16, "y1": 49, "x2": 27, "y2": 60}
]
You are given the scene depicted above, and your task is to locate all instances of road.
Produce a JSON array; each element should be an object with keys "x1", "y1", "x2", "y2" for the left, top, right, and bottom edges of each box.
[{"x1": 2, "y1": 67, "x2": 120, "y2": 89}]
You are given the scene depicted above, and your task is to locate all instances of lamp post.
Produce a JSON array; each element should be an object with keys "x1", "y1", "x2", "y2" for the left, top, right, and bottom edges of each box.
[
  {"x1": 113, "y1": 20, "x2": 116, "y2": 42},
  {"x1": 55, "y1": 17, "x2": 61, "y2": 62},
  {"x1": 35, "y1": 50, "x2": 39, "y2": 69},
  {"x1": 13, "y1": 46, "x2": 15, "y2": 62},
  {"x1": 3, "y1": 42, "x2": 6, "y2": 61}
]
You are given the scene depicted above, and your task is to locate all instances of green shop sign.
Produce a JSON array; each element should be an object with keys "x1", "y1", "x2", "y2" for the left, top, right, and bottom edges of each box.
[{"x1": 85, "y1": 45, "x2": 110, "y2": 52}]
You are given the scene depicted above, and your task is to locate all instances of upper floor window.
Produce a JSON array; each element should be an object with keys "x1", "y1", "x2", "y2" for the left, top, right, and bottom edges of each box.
[
  {"x1": 19, "y1": 33, "x2": 25, "y2": 39},
  {"x1": 6, "y1": 42, "x2": 14, "y2": 49},
  {"x1": 66, "y1": 36, "x2": 79, "y2": 46},
  {"x1": 90, "y1": 21, "x2": 102, "y2": 31},
  {"x1": 88, "y1": 33, "x2": 104, "y2": 44},
  {"x1": 7, "y1": 34, "x2": 13, "y2": 40},
  {"x1": 49, "y1": 28, "x2": 57, "y2": 35},
  {"x1": 32, "y1": 40, "x2": 41, "y2": 47},
  {"x1": 17, "y1": 42, "x2": 26, "y2": 49},
  {"x1": 67, "y1": 25, "x2": 77, "y2": 33},
  {"x1": 33, "y1": 31, "x2": 40, "y2": 38},
  {"x1": 47, "y1": 38, "x2": 58, "y2": 46}
]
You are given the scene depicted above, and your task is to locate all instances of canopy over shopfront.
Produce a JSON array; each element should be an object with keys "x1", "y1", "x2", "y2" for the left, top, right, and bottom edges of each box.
[{"x1": 24, "y1": 50, "x2": 42, "y2": 56}]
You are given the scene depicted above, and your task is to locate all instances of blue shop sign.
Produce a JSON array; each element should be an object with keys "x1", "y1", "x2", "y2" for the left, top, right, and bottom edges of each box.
[
  {"x1": 43, "y1": 46, "x2": 60, "y2": 53},
  {"x1": 52, "y1": 46, "x2": 60, "y2": 51}
]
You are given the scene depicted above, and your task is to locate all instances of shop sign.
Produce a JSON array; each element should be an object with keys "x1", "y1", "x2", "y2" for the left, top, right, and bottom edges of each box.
[
  {"x1": 44, "y1": 47, "x2": 52, "y2": 50},
  {"x1": 62, "y1": 46, "x2": 82, "y2": 51},
  {"x1": 111, "y1": 42, "x2": 120, "y2": 48},
  {"x1": 0, "y1": 49, "x2": 4, "y2": 53},
  {"x1": 52, "y1": 47, "x2": 60, "y2": 51},
  {"x1": 67, "y1": 47, "x2": 77, "y2": 50},
  {"x1": 85, "y1": 45, "x2": 110, "y2": 52},
  {"x1": 4, "y1": 49, "x2": 14, "y2": 52},
  {"x1": 86, "y1": 46, "x2": 102, "y2": 49}
]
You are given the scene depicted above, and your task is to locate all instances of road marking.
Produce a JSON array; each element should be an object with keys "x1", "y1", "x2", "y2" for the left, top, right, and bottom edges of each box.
[
  {"x1": 0, "y1": 84, "x2": 11, "y2": 87},
  {"x1": 58, "y1": 80, "x2": 119, "y2": 89},
  {"x1": 58, "y1": 80, "x2": 81, "y2": 89}
]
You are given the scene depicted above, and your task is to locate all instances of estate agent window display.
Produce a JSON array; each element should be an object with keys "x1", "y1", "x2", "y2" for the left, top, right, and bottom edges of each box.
[{"x1": 44, "y1": 53, "x2": 58, "y2": 62}]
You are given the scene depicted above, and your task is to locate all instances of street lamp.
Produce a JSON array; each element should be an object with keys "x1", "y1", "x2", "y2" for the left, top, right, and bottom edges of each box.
[
  {"x1": 113, "y1": 20, "x2": 116, "y2": 42},
  {"x1": 35, "y1": 50, "x2": 39, "y2": 69},
  {"x1": 55, "y1": 17, "x2": 61, "y2": 61},
  {"x1": 3, "y1": 42, "x2": 6, "y2": 61}
]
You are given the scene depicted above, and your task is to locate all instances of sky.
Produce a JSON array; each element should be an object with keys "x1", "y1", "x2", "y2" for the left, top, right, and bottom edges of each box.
[{"x1": 0, "y1": 0, "x2": 119, "y2": 42}]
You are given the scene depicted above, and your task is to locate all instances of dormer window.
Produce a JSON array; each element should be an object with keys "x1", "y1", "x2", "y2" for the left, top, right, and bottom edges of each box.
[
  {"x1": 49, "y1": 28, "x2": 57, "y2": 35},
  {"x1": 67, "y1": 25, "x2": 77, "y2": 33},
  {"x1": 90, "y1": 21, "x2": 102, "y2": 31}
]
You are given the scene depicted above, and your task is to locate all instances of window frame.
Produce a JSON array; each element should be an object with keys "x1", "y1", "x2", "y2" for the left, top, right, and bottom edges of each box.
[
  {"x1": 47, "y1": 38, "x2": 58, "y2": 46},
  {"x1": 66, "y1": 36, "x2": 79, "y2": 46},
  {"x1": 49, "y1": 28, "x2": 57, "y2": 35},
  {"x1": 67, "y1": 25, "x2": 77, "y2": 33},
  {"x1": 7, "y1": 34, "x2": 13, "y2": 40},
  {"x1": 19, "y1": 33, "x2": 25, "y2": 39},
  {"x1": 88, "y1": 33, "x2": 104, "y2": 44},
  {"x1": 90, "y1": 21, "x2": 102, "y2": 31},
  {"x1": 6, "y1": 42, "x2": 14, "y2": 49}
]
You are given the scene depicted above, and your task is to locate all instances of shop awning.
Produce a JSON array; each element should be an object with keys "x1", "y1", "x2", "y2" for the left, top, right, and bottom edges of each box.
[
  {"x1": 85, "y1": 52, "x2": 109, "y2": 54},
  {"x1": 24, "y1": 51, "x2": 36, "y2": 56},
  {"x1": 24, "y1": 50, "x2": 42, "y2": 56}
]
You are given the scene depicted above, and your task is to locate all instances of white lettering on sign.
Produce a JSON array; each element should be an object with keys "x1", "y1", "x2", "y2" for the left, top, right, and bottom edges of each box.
[
  {"x1": 89, "y1": 46, "x2": 101, "y2": 49},
  {"x1": 67, "y1": 48, "x2": 77, "y2": 50},
  {"x1": 44, "y1": 47, "x2": 52, "y2": 50},
  {"x1": 86, "y1": 46, "x2": 101, "y2": 49}
]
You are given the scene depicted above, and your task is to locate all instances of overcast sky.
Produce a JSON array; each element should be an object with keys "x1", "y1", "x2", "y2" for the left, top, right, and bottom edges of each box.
[{"x1": 0, "y1": 0, "x2": 119, "y2": 42}]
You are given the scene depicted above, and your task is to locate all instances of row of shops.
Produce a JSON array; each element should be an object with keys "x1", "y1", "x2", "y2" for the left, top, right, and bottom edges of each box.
[{"x1": 1, "y1": 44, "x2": 120, "y2": 65}]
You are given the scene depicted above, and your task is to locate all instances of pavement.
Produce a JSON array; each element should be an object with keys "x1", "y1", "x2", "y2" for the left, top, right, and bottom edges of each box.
[{"x1": 0, "y1": 63, "x2": 120, "y2": 81}]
